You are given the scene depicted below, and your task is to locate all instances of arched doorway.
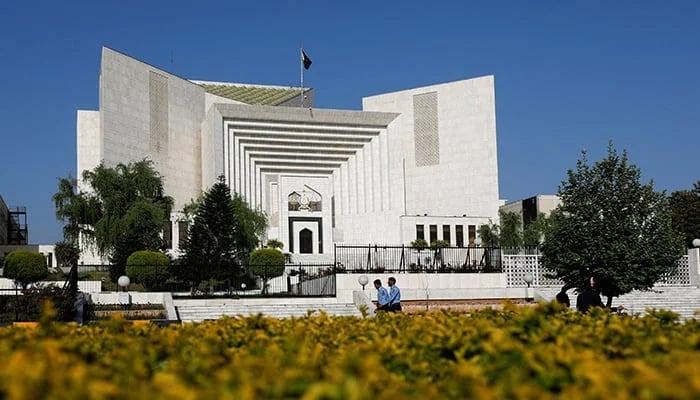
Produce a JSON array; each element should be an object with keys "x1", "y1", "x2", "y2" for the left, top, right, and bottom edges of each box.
[{"x1": 299, "y1": 228, "x2": 313, "y2": 254}]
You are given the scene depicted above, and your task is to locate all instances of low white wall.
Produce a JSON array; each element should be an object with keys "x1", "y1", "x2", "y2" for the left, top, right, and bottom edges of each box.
[
  {"x1": 336, "y1": 273, "x2": 507, "y2": 303},
  {"x1": 91, "y1": 292, "x2": 166, "y2": 305},
  {"x1": 0, "y1": 279, "x2": 101, "y2": 293},
  {"x1": 173, "y1": 297, "x2": 342, "y2": 307}
]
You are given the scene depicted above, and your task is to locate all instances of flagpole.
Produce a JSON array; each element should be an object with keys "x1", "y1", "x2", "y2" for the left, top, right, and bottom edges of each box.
[{"x1": 300, "y1": 47, "x2": 304, "y2": 108}]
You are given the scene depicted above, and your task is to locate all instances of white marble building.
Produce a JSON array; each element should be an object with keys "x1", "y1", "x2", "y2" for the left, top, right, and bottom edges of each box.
[{"x1": 77, "y1": 47, "x2": 500, "y2": 263}]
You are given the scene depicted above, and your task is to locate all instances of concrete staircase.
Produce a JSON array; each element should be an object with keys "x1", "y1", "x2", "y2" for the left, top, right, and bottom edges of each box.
[
  {"x1": 535, "y1": 286, "x2": 700, "y2": 320},
  {"x1": 175, "y1": 300, "x2": 362, "y2": 322}
]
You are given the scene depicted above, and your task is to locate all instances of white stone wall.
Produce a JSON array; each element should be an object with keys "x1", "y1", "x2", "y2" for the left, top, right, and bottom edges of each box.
[
  {"x1": 362, "y1": 76, "x2": 501, "y2": 243},
  {"x1": 76, "y1": 110, "x2": 101, "y2": 186},
  {"x1": 335, "y1": 273, "x2": 510, "y2": 303},
  {"x1": 98, "y1": 47, "x2": 205, "y2": 211}
]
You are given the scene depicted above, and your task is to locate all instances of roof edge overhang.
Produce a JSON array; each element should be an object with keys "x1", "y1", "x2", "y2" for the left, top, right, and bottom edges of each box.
[{"x1": 215, "y1": 103, "x2": 399, "y2": 128}]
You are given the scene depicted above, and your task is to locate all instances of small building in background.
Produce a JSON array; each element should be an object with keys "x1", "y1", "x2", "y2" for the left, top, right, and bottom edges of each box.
[
  {"x1": 499, "y1": 194, "x2": 561, "y2": 228},
  {"x1": 0, "y1": 194, "x2": 57, "y2": 270}
]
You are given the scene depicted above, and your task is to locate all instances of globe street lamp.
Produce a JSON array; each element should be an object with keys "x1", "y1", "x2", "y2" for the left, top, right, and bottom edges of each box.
[
  {"x1": 523, "y1": 272, "x2": 534, "y2": 302},
  {"x1": 358, "y1": 274, "x2": 369, "y2": 290},
  {"x1": 693, "y1": 238, "x2": 700, "y2": 248},
  {"x1": 117, "y1": 275, "x2": 130, "y2": 291},
  {"x1": 117, "y1": 275, "x2": 131, "y2": 307}
]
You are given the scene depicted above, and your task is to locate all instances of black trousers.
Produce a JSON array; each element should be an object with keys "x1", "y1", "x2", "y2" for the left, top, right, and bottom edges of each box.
[{"x1": 388, "y1": 303, "x2": 402, "y2": 312}]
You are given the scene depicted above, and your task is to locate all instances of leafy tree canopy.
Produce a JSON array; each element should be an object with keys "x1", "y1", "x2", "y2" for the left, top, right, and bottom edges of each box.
[
  {"x1": 499, "y1": 211, "x2": 523, "y2": 248},
  {"x1": 249, "y1": 248, "x2": 286, "y2": 279},
  {"x1": 410, "y1": 238, "x2": 429, "y2": 250},
  {"x1": 126, "y1": 250, "x2": 170, "y2": 290},
  {"x1": 668, "y1": 181, "x2": 700, "y2": 248},
  {"x1": 541, "y1": 142, "x2": 684, "y2": 306},
  {"x1": 53, "y1": 160, "x2": 173, "y2": 280},
  {"x1": 266, "y1": 239, "x2": 284, "y2": 250},
  {"x1": 477, "y1": 222, "x2": 499, "y2": 247},
  {"x1": 523, "y1": 213, "x2": 550, "y2": 247},
  {"x1": 54, "y1": 241, "x2": 80, "y2": 269},
  {"x1": 477, "y1": 210, "x2": 524, "y2": 248}
]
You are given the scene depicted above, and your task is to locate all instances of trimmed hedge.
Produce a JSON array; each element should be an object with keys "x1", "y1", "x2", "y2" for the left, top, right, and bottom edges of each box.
[
  {"x1": 0, "y1": 304, "x2": 698, "y2": 398},
  {"x1": 125, "y1": 250, "x2": 169, "y2": 290},
  {"x1": 2, "y1": 250, "x2": 47, "y2": 288}
]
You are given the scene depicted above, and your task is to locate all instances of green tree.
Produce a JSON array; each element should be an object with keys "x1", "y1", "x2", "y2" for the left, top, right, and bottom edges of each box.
[
  {"x1": 126, "y1": 250, "x2": 169, "y2": 290},
  {"x1": 523, "y1": 212, "x2": 550, "y2": 247},
  {"x1": 53, "y1": 160, "x2": 173, "y2": 281},
  {"x1": 249, "y1": 248, "x2": 286, "y2": 294},
  {"x1": 3, "y1": 250, "x2": 48, "y2": 289},
  {"x1": 541, "y1": 143, "x2": 684, "y2": 307},
  {"x1": 668, "y1": 182, "x2": 700, "y2": 248},
  {"x1": 499, "y1": 210, "x2": 523, "y2": 248},
  {"x1": 54, "y1": 241, "x2": 80, "y2": 270},
  {"x1": 174, "y1": 176, "x2": 268, "y2": 288},
  {"x1": 477, "y1": 221, "x2": 500, "y2": 247},
  {"x1": 232, "y1": 193, "x2": 269, "y2": 260}
]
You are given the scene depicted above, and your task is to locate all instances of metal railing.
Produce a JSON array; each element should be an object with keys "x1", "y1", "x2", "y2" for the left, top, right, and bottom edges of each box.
[
  {"x1": 334, "y1": 244, "x2": 503, "y2": 273},
  {"x1": 70, "y1": 263, "x2": 338, "y2": 297}
]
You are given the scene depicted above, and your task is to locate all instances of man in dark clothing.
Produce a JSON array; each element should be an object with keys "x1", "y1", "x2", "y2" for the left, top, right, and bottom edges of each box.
[
  {"x1": 555, "y1": 286, "x2": 571, "y2": 308},
  {"x1": 576, "y1": 276, "x2": 623, "y2": 313}
]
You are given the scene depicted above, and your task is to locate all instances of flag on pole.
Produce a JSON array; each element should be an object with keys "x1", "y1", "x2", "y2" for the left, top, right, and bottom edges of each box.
[{"x1": 302, "y1": 50, "x2": 312, "y2": 70}]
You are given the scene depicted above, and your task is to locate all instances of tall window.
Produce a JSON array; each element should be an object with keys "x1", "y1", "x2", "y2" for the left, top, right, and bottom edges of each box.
[
  {"x1": 416, "y1": 225, "x2": 425, "y2": 240},
  {"x1": 429, "y1": 225, "x2": 438, "y2": 244},
  {"x1": 442, "y1": 225, "x2": 451, "y2": 245},
  {"x1": 456, "y1": 225, "x2": 464, "y2": 247},
  {"x1": 468, "y1": 225, "x2": 476, "y2": 246}
]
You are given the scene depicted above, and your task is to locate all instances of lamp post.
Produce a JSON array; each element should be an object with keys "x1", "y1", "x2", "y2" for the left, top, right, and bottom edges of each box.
[
  {"x1": 523, "y1": 272, "x2": 534, "y2": 302},
  {"x1": 358, "y1": 275, "x2": 369, "y2": 290},
  {"x1": 117, "y1": 275, "x2": 131, "y2": 307},
  {"x1": 693, "y1": 239, "x2": 700, "y2": 248},
  {"x1": 117, "y1": 275, "x2": 130, "y2": 292}
]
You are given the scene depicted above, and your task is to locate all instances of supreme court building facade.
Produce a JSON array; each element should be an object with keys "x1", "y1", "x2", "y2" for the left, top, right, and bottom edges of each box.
[{"x1": 77, "y1": 47, "x2": 500, "y2": 263}]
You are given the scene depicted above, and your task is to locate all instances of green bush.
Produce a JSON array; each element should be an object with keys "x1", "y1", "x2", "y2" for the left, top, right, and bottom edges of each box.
[
  {"x1": 249, "y1": 248, "x2": 285, "y2": 279},
  {"x1": 266, "y1": 239, "x2": 284, "y2": 249},
  {"x1": 430, "y1": 240, "x2": 450, "y2": 249},
  {"x1": 126, "y1": 250, "x2": 169, "y2": 290},
  {"x1": 3, "y1": 250, "x2": 47, "y2": 288},
  {"x1": 411, "y1": 238, "x2": 429, "y2": 250}
]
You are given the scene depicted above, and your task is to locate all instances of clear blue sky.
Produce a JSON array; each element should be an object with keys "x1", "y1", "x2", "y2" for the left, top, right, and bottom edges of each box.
[{"x1": 1, "y1": 1, "x2": 698, "y2": 244}]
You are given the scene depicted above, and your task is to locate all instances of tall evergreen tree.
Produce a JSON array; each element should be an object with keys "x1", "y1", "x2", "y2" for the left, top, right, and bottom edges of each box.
[
  {"x1": 541, "y1": 143, "x2": 684, "y2": 307},
  {"x1": 174, "y1": 176, "x2": 268, "y2": 287}
]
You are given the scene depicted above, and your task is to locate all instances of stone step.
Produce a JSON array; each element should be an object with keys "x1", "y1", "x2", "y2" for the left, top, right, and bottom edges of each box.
[
  {"x1": 535, "y1": 286, "x2": 700, "y2": 319},
  {"x1": 176, "y1": 302, "x2": 362, "y2": 321}
]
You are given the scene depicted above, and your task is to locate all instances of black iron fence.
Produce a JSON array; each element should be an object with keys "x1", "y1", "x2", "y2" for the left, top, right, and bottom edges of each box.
[
  {"x1": 69, "y1": 263, "x2": 337, "y2": 297},
  {"x1": 334, "y1": 244, "x2": 503, "y2": 273}
]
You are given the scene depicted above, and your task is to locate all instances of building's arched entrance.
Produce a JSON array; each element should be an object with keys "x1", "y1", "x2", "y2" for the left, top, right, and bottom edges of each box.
[{"x1": 299, "y1": 228, "x2": 313, "y2": 253}]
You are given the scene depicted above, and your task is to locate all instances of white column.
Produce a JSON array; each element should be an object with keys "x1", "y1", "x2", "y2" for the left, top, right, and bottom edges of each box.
[
  {"x1": 689, "y1": 247, "x2": 700, "y2": 288},
  {"x1": 170, "y1": 212, "x2": 186, "y2": 254}
]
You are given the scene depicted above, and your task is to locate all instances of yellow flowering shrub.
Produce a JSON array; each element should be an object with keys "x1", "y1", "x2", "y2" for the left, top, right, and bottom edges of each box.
[{"x1": 0, "y1": 302, "x2": 697, "y2": 399}]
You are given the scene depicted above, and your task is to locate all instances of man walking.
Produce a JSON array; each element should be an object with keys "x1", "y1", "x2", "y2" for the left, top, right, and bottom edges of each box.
[
  {"x1": 373, "y1": 279, "x2": 389, "y2": 312},
  {"x1": 387, "y1": 277, "x2": 402, "y2": 312}
]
